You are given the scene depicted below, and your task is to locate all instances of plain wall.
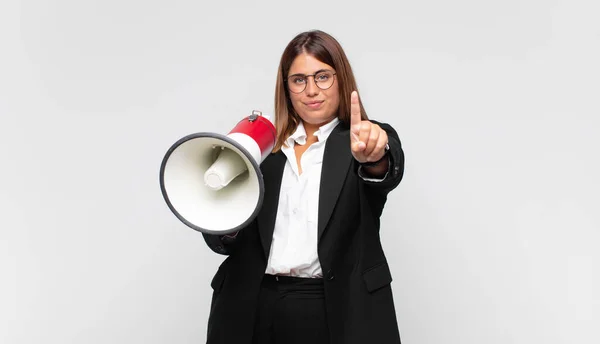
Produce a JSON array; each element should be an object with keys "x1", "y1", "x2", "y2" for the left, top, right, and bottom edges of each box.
[{"x1": 2, "y1": 0, "x2": 598, "y2": 343}]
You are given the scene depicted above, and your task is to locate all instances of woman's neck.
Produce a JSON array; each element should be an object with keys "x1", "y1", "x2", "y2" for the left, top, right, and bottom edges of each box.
[
  {"x1": 303, "y1": 122, "x2": 319, "y2": 143},
  {"x1": 302, "y1": 118, "x2": 333, "y2": 144}
]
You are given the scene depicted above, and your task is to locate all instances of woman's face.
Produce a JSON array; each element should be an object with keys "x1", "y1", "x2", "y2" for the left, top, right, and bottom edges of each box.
[{"x1": 287, "y1": 53, "x2": 340, "y2": 127}]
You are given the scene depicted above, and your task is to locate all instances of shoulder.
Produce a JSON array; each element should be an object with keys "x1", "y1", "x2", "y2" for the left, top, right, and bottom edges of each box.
[{"x1": 260, "y1": 151, "x2": 286, "y2": 173}]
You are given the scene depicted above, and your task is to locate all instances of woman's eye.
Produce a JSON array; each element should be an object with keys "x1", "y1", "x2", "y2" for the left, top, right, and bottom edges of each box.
[
  {"x1": 316, "y1": 73, "x2": 329, "y2": 81},
  {"x1": 292, "y1": 77, "x2": 305, "y2": 84}
]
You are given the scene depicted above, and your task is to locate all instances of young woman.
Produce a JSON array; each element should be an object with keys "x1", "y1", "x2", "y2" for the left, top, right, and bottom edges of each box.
[{"x1": 203, "y1": 30, "x2": 405, "y2": 344}]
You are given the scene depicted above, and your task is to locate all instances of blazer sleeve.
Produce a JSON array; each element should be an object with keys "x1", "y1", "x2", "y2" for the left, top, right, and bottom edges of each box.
[
  {"x1": 202, "y1": 233, "x2": 228, "y2": 255},
  {"x1": 358, "y1": 120, "x2": 405, "y2": 195},
  {"x1": 201, "y1": 220, "x2": 255, "y2": 255}
]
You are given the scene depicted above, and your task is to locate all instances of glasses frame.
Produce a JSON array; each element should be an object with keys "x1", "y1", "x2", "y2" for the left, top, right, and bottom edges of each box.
[{"x1": 286, "y1": 70, "x2": 337, "y2": 94}]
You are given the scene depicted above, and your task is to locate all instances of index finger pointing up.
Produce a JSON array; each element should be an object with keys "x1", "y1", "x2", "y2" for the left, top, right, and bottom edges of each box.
[{"x1": 350, "y1": 90, "x2": 362, "y2": 135}]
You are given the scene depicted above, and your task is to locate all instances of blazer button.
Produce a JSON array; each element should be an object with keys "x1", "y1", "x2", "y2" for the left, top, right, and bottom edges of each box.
[{"x1": 326, "y1": 269, "x2": 335, "y2": 280}]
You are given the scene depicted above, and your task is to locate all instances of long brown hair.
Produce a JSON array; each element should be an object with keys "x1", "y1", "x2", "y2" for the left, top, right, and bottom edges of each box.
[{"x1": 273, "y1": 30, "x2": 368, "y2": 152}]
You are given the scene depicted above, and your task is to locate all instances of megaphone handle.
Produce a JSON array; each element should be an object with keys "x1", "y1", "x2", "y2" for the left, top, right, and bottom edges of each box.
[{"x1": 249, "y1": 110, "x2": 262, "y2": 122}]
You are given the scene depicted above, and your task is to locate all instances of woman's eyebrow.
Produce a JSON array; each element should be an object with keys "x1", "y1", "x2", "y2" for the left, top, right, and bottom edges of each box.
[{"x1": 288, "y1": 69, "x2": 330, "y2": 77}]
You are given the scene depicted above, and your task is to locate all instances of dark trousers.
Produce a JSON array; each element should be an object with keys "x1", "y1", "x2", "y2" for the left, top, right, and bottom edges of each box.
[{"x1": 252, "y1": 274, "x2": 329, "y2": 344}]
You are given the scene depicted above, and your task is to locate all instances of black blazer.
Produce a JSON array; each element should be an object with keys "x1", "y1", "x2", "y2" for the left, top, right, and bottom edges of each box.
[{"x1": 202, "y1": 120, "x2": 405, "y2": 344}]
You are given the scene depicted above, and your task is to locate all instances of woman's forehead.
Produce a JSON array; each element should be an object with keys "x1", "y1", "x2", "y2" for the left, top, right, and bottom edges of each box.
[{"x1": 288, "y1": 53, "x2": 334, "y2": 75}]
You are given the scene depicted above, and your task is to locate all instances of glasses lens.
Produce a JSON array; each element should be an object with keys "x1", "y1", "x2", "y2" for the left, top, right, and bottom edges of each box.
[
  {"x1": 315, "y1": 71, "x2": 334, "y2": 90},
  {"x1": 287, "y1": 75, "x2": 306, "y2": 93}
]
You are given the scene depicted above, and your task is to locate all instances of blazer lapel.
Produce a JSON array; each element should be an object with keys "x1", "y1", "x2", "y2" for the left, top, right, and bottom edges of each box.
[
  {"x1": 318, "y1": 124, "x2": 353, "y2": 241},
  {"x1": 257, "y1": 151, "x2": 286, "y2": 259}
]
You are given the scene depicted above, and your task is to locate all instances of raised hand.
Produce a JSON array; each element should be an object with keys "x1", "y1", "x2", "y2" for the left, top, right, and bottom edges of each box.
[{"x1": 350, "y1": 91, "x2": 388, "y2": 164}]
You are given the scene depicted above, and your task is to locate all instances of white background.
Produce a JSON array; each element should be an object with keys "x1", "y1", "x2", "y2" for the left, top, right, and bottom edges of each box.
[{"x1": 2, "y1": 0, "x2": 599, "y2": 343}]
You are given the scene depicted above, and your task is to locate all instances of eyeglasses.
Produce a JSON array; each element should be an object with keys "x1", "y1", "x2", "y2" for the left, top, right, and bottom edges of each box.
[{"x1": 286, "y1": 70, "x2": 337, "y2": 94}]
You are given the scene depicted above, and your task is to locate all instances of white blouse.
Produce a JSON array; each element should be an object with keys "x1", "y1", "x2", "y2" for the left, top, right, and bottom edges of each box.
[{"x1": 264, "y1": 118, "x2": 341, "y2": 278}]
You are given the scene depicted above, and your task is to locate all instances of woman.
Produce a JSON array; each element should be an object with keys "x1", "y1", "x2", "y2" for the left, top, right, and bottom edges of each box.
[{"x1": 202, "y1": 30, "x2": 404, "y2": 344}]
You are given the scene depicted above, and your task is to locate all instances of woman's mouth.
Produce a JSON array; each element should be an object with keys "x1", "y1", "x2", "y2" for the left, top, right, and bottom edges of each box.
[{"x1": 305, "y1": 101, "x2": 324, "y2": 109}]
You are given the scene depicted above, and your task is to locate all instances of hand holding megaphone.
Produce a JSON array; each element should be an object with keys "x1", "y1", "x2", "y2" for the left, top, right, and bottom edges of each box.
[{"x1": 159, "y1": 111, "x2": 276, "y2": 235}]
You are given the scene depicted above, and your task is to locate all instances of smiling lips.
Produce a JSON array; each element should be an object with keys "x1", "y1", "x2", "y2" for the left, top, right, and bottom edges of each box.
[{"x1": 305, "y1": 100, "x2": 324, "y2": 109}]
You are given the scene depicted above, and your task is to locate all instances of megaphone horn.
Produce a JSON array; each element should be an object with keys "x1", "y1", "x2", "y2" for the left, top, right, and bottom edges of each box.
[{"x1": 159, "y1": 110, "x2": 276, "y2": 235}]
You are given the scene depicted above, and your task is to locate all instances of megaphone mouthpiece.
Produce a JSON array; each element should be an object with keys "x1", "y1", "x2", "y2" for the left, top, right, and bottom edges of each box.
[{"x1": 204, "y1": 147, "x2": 248, "y2": 190}]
